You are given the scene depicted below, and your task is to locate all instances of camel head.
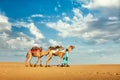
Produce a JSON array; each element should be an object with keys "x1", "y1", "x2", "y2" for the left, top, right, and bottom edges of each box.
[{"x1": 68, "y1": 45, "x2": 75, "y2": 53}]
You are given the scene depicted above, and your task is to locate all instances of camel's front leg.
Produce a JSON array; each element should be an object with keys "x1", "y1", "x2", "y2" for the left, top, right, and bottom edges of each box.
[
  {"x1": 39, "y1": 57, "x2": 43, "y2": 67},
  {"x1": 34, "y1": 57, "x2": 39, "y2": 67},
  {"x1": 34, "y1": 57, "x2": 43, "y2": 67},
  {"x1": 28, "y1": 57, "x2": 32, "y2": 67},
  {"x1": 45, "y1": 53, "x2": 53, "y2": 67}
]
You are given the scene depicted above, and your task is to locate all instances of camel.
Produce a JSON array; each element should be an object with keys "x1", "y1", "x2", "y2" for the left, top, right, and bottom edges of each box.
[
  {"x1": 25, "y1": 46, "x2": 50, "y2": 67},
  {"x1": 45, "y1": 45, "x2": 75, "y2": 67}
]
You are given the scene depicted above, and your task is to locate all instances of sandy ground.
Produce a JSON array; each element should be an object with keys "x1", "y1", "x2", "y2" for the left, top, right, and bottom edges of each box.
[{"x1": 0, "y1": 62, "x2": 120, "y2": 80}]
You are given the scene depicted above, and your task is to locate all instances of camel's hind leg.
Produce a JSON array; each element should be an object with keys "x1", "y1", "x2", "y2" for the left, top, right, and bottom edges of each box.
[
  {"x1": 57, "y1": 57, "x2": 62, "y2": 67},
  {"x1": 25, "y1": 57, "x2": 32, "y2": 67},
  {"x1": 45, "y1": 53, "x2": 53, "y2": 67},
  {"x1": 34, "y1": 57, "x2": 43, "y2": 67},
  {"x1": 25, "y1": 58, "x2": 29, "y2": 67}
]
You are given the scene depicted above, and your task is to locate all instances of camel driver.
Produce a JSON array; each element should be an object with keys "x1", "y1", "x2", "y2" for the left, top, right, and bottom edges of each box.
[{"x1": 62, "y1": 49, "x2": 70, "y2": 67}]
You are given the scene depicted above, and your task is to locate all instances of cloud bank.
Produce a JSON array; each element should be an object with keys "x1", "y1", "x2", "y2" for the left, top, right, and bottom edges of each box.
[
  {"x1": 46, "y1": 0, "x2": 120, "y2": 44},
  {"x1": 0, "y1": 13, "x2": 46, "y2": 50}
]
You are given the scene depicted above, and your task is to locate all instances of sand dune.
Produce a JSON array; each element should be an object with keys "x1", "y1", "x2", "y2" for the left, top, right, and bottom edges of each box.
[{"x1": 0, "y1": 62, "x2": 120, "y2": 80}]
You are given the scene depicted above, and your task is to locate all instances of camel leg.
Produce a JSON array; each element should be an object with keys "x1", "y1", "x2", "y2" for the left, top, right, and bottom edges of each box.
[
  {"x1": 25, "y1": 56, "x2": 32, "y2": 67},
  {"x1": 25, "y1": 53, "x2": 32, "y2": 67},
  {"x1": 28, "y1": 56, "x2": 32, "y2": 67},
  {"x1": 25, "y1": 57, "x2": 29, "y2": 67},
  {"x1": 34, "y1": 57, "x2": 39, "y2": 67},
  {"x1": 25, "y1": 53, "x2": 29, "y2": 67},
  {"x1": 57, "y1": 58, "x2": 61, "y2": 67},
  {"x1": 45, "y1": 53, "x2": 53, "y2": 67},
  {"x1": 39, "y1": 57, "x2": 43, "y2": 67}
]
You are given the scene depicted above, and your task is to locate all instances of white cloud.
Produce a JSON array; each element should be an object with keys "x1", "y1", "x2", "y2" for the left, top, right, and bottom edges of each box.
[
  {"x1": 72, "y1": 8, "x2": 83, "y2": 18},
  {"x1": 108, "y1": 17, "x2": 118, "y2": 20},
  {"x1": 54, "y1": 7, "x2": 58, "y2": 12},
  {"x1": 75, "y1": 0, "x2": 90, "y2": 4},
  {"x1": 84, "y1": 13, "x2": 98, "y2": 22},
  {"x1": 63, "y1": 16, "x2": 70, "y2": 22},
  {"x1": 58, "y1": 4, "x2": 61, "y2": 7},
  {"x1": 6, "y1": 32, "x2": 35, "y2": 49},
  {"x1": 0, "y1": 13, "x2": 47, "y2": 50},
  {"x1": 46, "y1": 8, "x2": 120, "y2": 44},
  {"x1": 31, "y1": 14, "x2": 44, "y2": 18},
  {"x1": 78, "y1": 0, "x2": 120, "y2": 20},
  {"x1": 47, "y1": 20, "x2": 70, "y2": 38},
  {"x1": 0, "y1": 31, "x2": 46, "y2": 50},
  {"x1": 95, "y1": 39, "x2": 108, "y2": 44},
  {"x1": 47, "y1": 8, "x2": 88, "y2": 38},
  {"x1": 0, "y1": 31, "x2": 35, "y2": 50},
  {"x1": 0, "y1": 14, "x2": 8, "y2": 23},
  {"x1": 28, "y1": 23, "x2": 44, "y2": 40},
  {"x1": 0, "y1": 32, "x2": 9, "y2": 39},
  {"x1": 106, "y1": 21, "x2": 120, "y2": 25},
  {"x1": 0, "y1": 14, "x2": 11, "y2": 31},
  {"x1": 82, "y1": 0, "x2": 120, "y2": 9},
  {"x1": 13, "y1": 22, "x2": 44, "y2": 40},
  {"x1": 62, "y1": 12, "x2": 66, "y2": 16},
  {"x1": 49, "y1": 39, "x2": 62, "y2": 46}
]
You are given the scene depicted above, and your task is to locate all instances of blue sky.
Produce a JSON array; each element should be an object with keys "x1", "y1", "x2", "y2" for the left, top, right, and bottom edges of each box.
[{"x1": 0, "y1": 0, "x2": 120, "y2": 64}]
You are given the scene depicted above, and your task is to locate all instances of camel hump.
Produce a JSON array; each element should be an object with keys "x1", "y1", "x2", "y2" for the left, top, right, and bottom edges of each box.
[
  {"x1": 59, "y1": 46, "x2": 64, "y2": 51},
  {"x1": 49, "y1": 45, "x2": 64, "y2": 50},
  {"x1": 31, "y1": 46, "x2": 42, "y2": 52}
]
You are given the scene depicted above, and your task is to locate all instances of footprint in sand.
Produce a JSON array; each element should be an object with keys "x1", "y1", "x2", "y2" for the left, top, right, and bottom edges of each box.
[
  {"x1": 94, "y1": 72, "x2": 99, "y2": 74},
  {"x1": 106, "y1": 72, "x2": 113, "y2": 76},
  {"x1": 2, "y1": 70, "x2": 7, "y2": 76},
  {"x1": 114, "y1": 73, "x2": 120, "y2": 76}
]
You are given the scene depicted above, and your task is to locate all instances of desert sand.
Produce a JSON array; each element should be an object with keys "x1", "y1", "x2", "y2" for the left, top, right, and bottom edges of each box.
[{"x1": 0, "y1": 62, "x2": 120, "y2": 80}]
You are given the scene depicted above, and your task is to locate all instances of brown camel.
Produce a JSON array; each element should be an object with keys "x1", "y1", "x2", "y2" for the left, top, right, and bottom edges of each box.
[
  {"x1": 45, "y1": 45, "x2": 75, "y2": 67},
  {"x1": 25, "y1": 46, "x2": 50, "y2": 67}
]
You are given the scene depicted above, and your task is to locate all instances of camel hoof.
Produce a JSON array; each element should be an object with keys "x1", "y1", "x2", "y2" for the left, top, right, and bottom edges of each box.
[
  {"x1": 48, "y1": 65, "x2": 50, "y2": 67},
  {"x1": 66, "y1": 65, "x2": 70, "y2": 67},
  {"x1": 40, "y1": 64, "x2": 43, "y2": 67},
  {"x1": 45, "y1": 65, "x2": 50, "y2": 67},
  {"x1": 61, "y1": 64, "x2": 64, "y2": 67},
  {"x1": 30, "y1": 64, "x2": 33, "y2": 67},
  {"x1": 34, "y1": 64, "x2": 37, "y2": 67},
  {"x1": 25, "y1": 65, "x2": 28, "y2": 67},
  {"x1": 57, "y1": 65, "x2": 60, "y2": 67}
]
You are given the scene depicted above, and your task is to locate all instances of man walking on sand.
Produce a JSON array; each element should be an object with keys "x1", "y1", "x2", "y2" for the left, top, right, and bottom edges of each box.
[{"x1": 62, "y1": 49, "x2": 70, "y2": 67}]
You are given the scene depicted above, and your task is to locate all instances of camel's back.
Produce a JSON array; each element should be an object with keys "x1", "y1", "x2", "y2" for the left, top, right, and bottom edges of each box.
[{"x1": 30, "y1": 46, "x2": 42, "y2": 57}]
